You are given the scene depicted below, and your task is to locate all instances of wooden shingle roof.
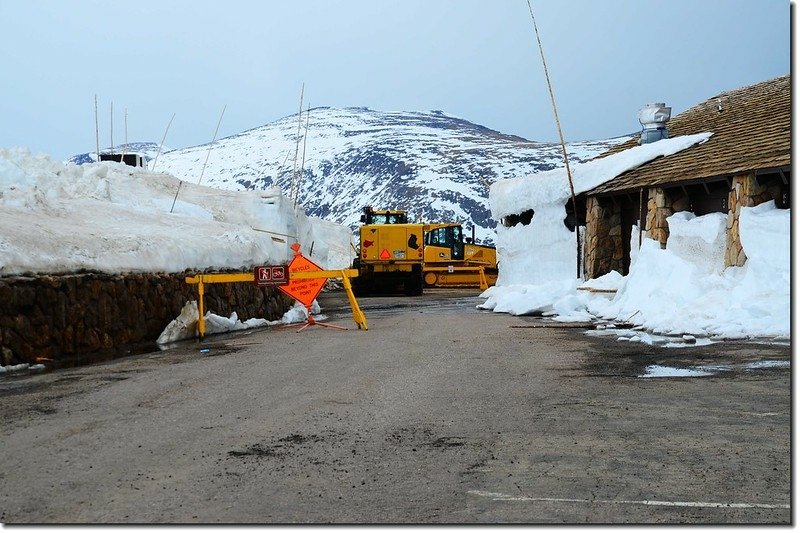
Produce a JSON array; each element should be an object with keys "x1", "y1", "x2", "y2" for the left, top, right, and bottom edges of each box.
[{"x1": 588, "y1": 75, "x2": 790, "y2": 195}]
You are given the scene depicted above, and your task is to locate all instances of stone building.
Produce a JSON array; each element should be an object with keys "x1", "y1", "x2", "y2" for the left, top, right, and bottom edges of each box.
[{"x1": 582, "y1": 75, "x2": 790, "y2": 279}]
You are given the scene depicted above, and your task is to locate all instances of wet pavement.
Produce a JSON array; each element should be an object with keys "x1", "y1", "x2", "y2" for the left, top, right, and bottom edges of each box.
[{"x1": 0, "y1": 288, "x2": 791, "y2": 524}]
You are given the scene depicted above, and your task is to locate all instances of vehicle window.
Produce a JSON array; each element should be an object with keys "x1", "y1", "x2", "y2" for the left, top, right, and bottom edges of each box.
[
  {"x1": 451, "y1": 226, "x2": 462, "y2": 243},
  {"x1": 429, "y1": 228, "x2": 443, "y2": 246}
]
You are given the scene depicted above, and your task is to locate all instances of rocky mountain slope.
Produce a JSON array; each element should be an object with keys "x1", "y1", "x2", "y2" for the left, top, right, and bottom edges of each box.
[{"x1": 73, "y1": 108, "x2": 630, "y2": 243}]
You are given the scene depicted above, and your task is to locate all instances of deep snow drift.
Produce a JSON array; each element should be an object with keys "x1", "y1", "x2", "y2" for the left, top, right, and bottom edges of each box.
[
  {"x1": 488, "y1": 133, "x2": 712, "y2": 287},
  {"x1": 480, "y1": 135, "x2": 790, "y2": 341},
  {"x1": 0, "y1": 148, "x2": 351, "y2": 276}
]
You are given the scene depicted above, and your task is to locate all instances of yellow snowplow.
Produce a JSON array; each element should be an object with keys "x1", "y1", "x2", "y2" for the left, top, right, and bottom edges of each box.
[
  {"x1": 422, "y1": 223, "x2": 498, "y2": 288},
  {"x1": 351, "y1": 207, "x2": 497, "y2": 295},
  {"x1": 351, "y1": 207, "x2": 425, "y2": 296}
]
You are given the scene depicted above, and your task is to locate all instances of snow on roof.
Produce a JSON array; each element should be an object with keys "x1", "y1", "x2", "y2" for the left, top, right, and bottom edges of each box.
[
  {"x1": 589, "y1": 75, "x2": 791, "y2": 195},
  {"x1": 489, "y1": 133, "x2": 713, "y2": 219}
]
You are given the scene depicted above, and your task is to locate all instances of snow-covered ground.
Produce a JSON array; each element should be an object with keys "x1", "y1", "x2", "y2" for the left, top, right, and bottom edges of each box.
[
  {"x1": 480, "y1": 135, "x2": 790, "y2": 342},
  {"x1": 0, "y1": 148, "x2": 351, "y2": 276}
]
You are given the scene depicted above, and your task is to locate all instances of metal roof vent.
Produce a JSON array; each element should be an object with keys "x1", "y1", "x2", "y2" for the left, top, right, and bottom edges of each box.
[{"x1": 638, "y1": 102, "x2": 671, "y2": 144}]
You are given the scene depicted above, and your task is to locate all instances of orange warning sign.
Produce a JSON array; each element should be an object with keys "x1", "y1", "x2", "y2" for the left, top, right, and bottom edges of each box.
[
  {"x1": 379, "y1": 249, "x2": 391, "y2": 260},
  {"x1": 278, "y1": 252, "x2": 327, "y2": 307}
]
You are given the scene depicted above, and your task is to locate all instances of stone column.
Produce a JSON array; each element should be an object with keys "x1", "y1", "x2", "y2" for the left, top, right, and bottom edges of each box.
[
  {"x1": 646, "y1": 188, "x2": 673, "y2": 248},
  {"x1": 584, "y1": 197, "x2": 603, "y2": 279},
  {"x1": 725, "y1": 173, "x2": 767, "y2": 267},
  {"x1": 584, "y1": 196, "x2": 622, "y2": 279}
]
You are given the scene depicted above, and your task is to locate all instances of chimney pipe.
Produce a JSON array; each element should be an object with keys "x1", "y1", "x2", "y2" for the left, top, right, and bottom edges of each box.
[{"x1": 638, "y1": 103, "x2": 671, "y2": 144}]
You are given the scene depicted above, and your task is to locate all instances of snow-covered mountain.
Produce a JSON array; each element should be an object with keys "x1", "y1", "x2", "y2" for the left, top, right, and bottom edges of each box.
[{"x1": 72, "y1": 108, "x2": 630, "y2": 243}]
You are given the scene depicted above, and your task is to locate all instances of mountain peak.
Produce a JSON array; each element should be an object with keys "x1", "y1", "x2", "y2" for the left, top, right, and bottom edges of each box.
[{"x1": 73, "y1": 107, "x2": 629, "y2": 243}]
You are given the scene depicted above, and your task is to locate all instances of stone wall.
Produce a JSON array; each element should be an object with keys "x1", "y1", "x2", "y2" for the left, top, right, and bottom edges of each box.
[
  {"x1": 725, "y1": 173, "x2": 783, "y2": 267},
  {"x1": 584, "y1": 196, "x2": 623, "y2": 279},
  {"x1": 644, "y1": 187, "x2": 692, "y2": 248},
  {"x1": 585, "y1": 187, "x2": 693, "y2": 279},
  {"x1": 586, "y1": 174, "x2": 784, "y2": 279},
  {"x1": 0, "y1": 272, "x2": 294, "y2": 366}
]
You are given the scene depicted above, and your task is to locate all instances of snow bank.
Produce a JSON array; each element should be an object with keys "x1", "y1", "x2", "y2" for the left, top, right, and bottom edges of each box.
[
  {"x1": 482, "y1": 201, "x2": 790, "y2": 339},
  {"x1": 157, "y1": 300, "x2": 323, "y2": 344},
  {"x1": 0, "y1": 148, "x2": 351, "y2": 276},
  {"x1": 665, "y1": 211, "x2": 727, "y2": 272},
  {"x1": 590, "y1": 203, "x2": 789, "y2": 338},
  {"x1": 481, "y1": 132, "x2": 788, "y2": 340}
]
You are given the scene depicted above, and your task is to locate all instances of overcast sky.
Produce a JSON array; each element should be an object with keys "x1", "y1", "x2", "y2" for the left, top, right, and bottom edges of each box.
[{"x1": 0, "y1": 0, "x2": 791, "y2": 161}]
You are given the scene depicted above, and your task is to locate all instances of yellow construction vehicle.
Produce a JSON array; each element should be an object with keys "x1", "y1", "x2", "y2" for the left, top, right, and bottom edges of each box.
[
  {"x1": 351, "y1": 206, "x2": 497, "y2": 295},
  {"x1": 422, "y1": 223, "x2": 498, "y2": 288},
  {"x1": 351, "y1": 207, "x2": 425, "y2": 296}
]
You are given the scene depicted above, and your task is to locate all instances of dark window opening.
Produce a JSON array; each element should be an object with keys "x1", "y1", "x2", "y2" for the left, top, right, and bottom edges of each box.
[
  {"x1": 99, "y1": 153, "x2": 145, "y2": 168},
  {"x1": 756, "y1": 171, "x2": 791, "y2": 209},
  {"x1": 667, "y1": 182, "x2": 729, "y2": 216},
  {"x1": 563, "y1": 197, "x2": 586, "y2": 232},
  {"x1": 501, "y1": 208, "x2": 534, "y2": 228},
  {"x1": 361, "y1": 207, "x2": 408, "y2": 224}
]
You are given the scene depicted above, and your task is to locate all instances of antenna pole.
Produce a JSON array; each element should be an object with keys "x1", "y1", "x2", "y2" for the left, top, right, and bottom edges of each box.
[
  {"x1": 526, "y1": 0, "x2": 581, "y2": 279},
  {"x1": 151, "y1": 112, "x2": 175, "y2": 172},
  {"x1": 638, "y1": 187, "x2": 645, "y2": 248},
  {"x1": 295, "y1": 104, "x2": 311, "y2": 208},
  {"x1": 94, "y1": 95, "x2": 100, "y2": 161},
  {"x1": 123, "y1": 108, "x2": 128, "y2": 157},
  {"x1": 290, "y1": 83, "x2": 304, "y2": 200},
  {"x1": 198, "y1": 104, "x2": 227, "y2": 186},
  {"x1": 110, "y1": 101, "x2": 114, "y2": 153}
]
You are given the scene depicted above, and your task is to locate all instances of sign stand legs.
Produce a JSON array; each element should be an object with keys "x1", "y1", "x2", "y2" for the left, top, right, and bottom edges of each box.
[{"x1": 295, "y1": 304, "x2": 348, "y2": 332}]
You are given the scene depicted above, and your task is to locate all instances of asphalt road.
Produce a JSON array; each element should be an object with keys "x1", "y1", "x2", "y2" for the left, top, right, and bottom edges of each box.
[{"x1": 0, "y1": 289, "x2": 791, "y2": 524}]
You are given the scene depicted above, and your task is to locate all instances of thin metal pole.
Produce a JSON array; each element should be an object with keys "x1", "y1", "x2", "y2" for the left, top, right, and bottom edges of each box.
[
  {"x1": 290, "y1": 83, "x2": 304, "y2": 199},
  {"x1": 169, "y1": 182, "x2": 183, "y2": 214},
  {"x1": 110, "y1": 101, "x2": 114, "y2": 152},
  {"x1": 94, "y1": 95, "x2": 100, "y2": 161},
  {"x1": 526, "y1": 0, "x2": 581, "y2": 279},
  {"x1": 295, "y1": 104, "x2": 311, "y2": 208},
  {"x1": 198, "y1": 104, "x2": 227, "y2": 186},
  {"x1": 151, "y1": 112, "x2": 175, "y2": 172},
  {"x1": 638, "y1": 188, "x2": 645, "y2": 248},
  {"x1": 123, "y1": 108, "x2": 128, "y2": 157}
]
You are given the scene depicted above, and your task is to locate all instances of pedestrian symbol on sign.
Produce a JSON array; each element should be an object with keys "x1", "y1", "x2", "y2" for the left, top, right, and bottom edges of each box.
[{"x1": 253, "y1": 265, "x2": 288, "y2": 286}]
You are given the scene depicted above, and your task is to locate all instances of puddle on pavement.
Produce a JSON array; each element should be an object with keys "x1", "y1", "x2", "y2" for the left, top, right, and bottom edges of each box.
[
  {"x1": 638, "y1": 360, "x2": 790, "y2": 378},
  {"x1": 0, "y1": 339, "x2": 162, "y2": 379}
]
